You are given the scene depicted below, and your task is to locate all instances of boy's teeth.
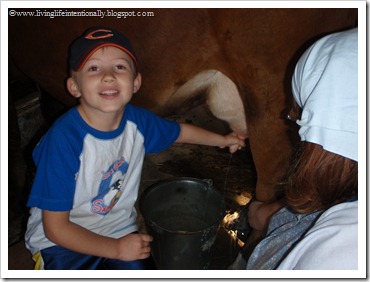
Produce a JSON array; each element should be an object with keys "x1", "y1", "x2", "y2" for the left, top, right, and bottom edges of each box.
[{"x1": 101, "y1": 90, "x2": 118, "y2": 95}]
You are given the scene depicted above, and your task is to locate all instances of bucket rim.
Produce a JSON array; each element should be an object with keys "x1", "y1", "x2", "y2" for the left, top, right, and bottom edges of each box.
[
  {"x1": 139, "y1": 177, "x2": 226, "y2": 234},
  {"x1": 142, "y1": 177, "x2": 213, "y2": 188}
]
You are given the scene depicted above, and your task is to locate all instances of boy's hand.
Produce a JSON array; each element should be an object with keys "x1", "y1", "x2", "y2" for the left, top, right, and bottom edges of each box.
[
  {"x1": 222, "y1": 132, "x2": 246, "y2": 153},
  {"x1": 116, "y1": 233, "x2": 153, "y2": 261},
  {"x1": 176, "y1": 123, "x2": 246, "y2": 153},
  {"x1": 42, "y1": 210, "x2": 153, "y2": 261}
]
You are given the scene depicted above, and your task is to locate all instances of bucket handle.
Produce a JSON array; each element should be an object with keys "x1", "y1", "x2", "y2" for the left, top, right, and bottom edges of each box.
[{"x1": 202, "y1": 179, "x2": 213, "y2": 187}]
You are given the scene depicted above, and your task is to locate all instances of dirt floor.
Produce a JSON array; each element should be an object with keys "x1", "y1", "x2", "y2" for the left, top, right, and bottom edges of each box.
[{"x1": 8, "y1": 90, "x2": 256, "y2": 270}]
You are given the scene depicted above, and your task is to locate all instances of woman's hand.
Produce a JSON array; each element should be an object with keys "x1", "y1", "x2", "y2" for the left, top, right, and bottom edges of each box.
[{"x1": 248, "y1": 200, "x2": 285, "y2": 232}]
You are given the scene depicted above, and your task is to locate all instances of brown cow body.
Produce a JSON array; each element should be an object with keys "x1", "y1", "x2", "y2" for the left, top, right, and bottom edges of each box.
[{"x1": 8, "y1": 8, "x2": 357, "y2": 202}]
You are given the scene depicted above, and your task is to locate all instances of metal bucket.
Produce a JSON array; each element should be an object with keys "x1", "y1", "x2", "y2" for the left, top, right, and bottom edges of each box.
[{"x1": 139, "y1": 177, "x2": 225, "y2": 270}]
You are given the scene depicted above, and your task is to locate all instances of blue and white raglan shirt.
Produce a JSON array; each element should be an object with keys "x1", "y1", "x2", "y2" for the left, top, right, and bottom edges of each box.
[{"x1": 25, "y1": 104, "x2": 180, "y2": 255}]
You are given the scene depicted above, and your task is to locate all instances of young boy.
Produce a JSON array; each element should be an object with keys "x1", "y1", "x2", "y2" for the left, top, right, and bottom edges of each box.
[{"x1": 25, "y1": 26, "x2": 246, "y2": 270}]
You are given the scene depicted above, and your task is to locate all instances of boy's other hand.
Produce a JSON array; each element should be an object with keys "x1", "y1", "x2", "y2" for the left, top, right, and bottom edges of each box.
[{"x1": 116, "y1": 233, "x2": 153, "y2": 261}]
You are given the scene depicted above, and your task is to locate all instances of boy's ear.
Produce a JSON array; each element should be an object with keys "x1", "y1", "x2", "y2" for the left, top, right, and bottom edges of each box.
[
  {"x1": 133, "y1": 73, "x2": 142, "y2": 93},
  {"x1": 67, "y1": 77, "x2": 81, "y2": 98}
]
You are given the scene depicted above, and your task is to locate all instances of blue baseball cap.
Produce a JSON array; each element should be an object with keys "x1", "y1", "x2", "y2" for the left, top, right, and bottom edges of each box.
[{"x1": 69, "y1": 26, "x2": 137, "y2": 71}]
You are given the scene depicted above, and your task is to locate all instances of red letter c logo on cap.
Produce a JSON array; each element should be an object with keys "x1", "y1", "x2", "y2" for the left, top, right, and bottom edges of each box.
[{"x1": 85, "y1": 29, "x2": 114, "y2": 40}]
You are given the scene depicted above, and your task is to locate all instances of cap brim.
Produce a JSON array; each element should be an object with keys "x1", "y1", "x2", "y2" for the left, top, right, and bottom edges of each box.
[{"x1": 74, "y1": 43, "x2": 137, "y2": 71}]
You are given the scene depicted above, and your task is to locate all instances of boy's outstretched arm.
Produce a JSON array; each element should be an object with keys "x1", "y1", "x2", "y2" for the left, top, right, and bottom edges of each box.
[{"x1": 175, "y1": 123, "x2": 246, "y2": 153}]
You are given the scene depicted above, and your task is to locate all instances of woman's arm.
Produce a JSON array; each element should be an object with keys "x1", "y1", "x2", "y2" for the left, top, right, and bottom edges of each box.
[
  {"x1": 42, "y1": 210, "x2": 152, "y2": 261},
  {"x1": 175, "y1": 123, "x2": 246, "y2": 153}
]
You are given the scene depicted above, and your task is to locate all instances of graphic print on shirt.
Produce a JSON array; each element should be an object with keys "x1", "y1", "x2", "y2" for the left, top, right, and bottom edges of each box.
[{"x1": 91, "y1": 157, "x2": 129, "y2": 215}]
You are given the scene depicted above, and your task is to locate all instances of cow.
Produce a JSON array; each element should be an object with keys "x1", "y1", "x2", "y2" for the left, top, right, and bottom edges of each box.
[{"x1": 8, "y1": 8, "x2": 357, "y2": 223}]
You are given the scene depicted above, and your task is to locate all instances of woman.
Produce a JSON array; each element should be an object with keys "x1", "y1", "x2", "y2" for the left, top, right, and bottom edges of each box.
[{"x1": 246, "y1": 27, "x2": 358, "y2": 270}]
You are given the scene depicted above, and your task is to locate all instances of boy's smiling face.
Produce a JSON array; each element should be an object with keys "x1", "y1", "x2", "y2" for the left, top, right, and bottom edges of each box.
[{"x1": 67, "y1": 46, "x2": 141, "y2": 128}]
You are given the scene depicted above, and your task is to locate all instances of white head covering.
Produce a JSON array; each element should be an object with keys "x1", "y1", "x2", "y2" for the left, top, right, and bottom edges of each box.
[{"x1": 292, "y1": 28, "x2": 358, "y2": 162}]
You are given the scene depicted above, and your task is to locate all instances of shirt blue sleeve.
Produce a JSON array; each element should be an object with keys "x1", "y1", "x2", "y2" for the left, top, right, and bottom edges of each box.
[
  {"x1": 27, "y1": 120, "x2": 81, "y2": 211},
  {"x1": 126, "y1": 104, "x2": 181, "y2": 154}
]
